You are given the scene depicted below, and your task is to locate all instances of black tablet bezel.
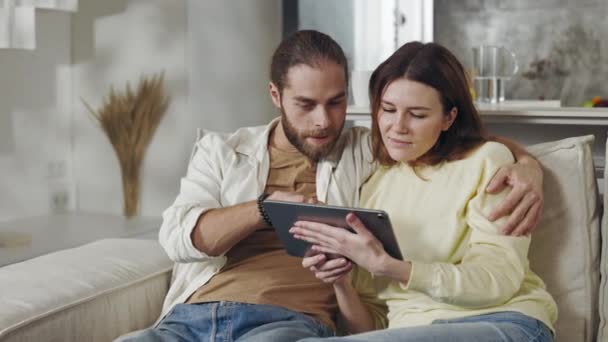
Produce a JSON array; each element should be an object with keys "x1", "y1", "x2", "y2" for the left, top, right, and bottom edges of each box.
[{"x1": 262, "y1": 199, "x2": 403, "y2": 260}]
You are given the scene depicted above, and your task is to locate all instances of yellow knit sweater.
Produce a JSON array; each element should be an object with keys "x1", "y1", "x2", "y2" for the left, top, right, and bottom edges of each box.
[{"x1": 358, "y1": 142, "x2": 557, "y2": 331}]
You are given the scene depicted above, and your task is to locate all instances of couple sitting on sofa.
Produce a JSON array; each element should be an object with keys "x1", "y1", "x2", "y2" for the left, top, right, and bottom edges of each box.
[{"x1": 121, "y1": 30, "x2": 557, "y2": 342}]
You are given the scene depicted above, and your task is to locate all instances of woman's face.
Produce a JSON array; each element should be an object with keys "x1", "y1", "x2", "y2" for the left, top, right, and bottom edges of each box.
[{"x1": 378, "y1": 78, "x2": 456, "y2": 163}]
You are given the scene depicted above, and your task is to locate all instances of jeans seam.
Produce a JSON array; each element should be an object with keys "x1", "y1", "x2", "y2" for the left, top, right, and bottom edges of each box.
[
  {"x1": 227, "y1": 304, "x2": 233, "y2": 342},
  {"x1": 210, "y1": 303, "x2": 218, "y2": 342},
  {"x1": 528, "y1": 323, "x2": 546, "y2": 342}
]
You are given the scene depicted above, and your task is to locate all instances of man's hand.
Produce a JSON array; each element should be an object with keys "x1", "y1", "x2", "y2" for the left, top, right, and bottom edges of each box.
[{"x1": 486, "y1": 157, "x2": 544, "y2": 236}]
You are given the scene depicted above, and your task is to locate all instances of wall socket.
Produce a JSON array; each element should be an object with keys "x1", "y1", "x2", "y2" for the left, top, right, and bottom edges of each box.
[
  {"x1": 47, "y1": 160, "x2": 75, "y2": 214},
  {"x1": 49, "y1": 183, "x2": 70, "y2": 213}
]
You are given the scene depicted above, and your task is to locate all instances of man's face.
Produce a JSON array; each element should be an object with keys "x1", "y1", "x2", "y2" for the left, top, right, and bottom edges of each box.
[{"x1": 270, "y1": 62, "x2": 347, "y2": 161}]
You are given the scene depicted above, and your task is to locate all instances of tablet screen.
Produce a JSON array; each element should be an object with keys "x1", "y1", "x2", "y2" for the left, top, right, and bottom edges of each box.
[{"x1": 263, "y1": 200, "x2": 403, "y2": 260}]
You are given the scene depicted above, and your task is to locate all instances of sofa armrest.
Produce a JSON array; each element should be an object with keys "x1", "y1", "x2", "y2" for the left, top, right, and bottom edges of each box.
[{"x1": 0, "y1": 238, "x2": 173, "y2": 342}]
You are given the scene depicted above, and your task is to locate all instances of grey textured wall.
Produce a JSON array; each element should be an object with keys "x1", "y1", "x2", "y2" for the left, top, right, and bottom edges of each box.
[{"x1": 434, "y1": 0, "x2": 607, "y2": 106}]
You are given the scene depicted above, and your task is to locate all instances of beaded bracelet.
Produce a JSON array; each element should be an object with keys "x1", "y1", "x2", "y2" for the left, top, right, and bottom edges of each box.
[{"x1": 256, "y1": 193, "x2": 273, "y2": 226}]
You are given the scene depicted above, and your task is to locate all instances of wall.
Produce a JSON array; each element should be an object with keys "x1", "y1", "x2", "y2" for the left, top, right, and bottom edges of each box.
[
  {"x1": 187, "y1": 0, "x2": 281, "y2": 133},
  {"x1": 1, "y1": 0, "x2": 282, "y2": 221},
  {"x1": 434, "y1": 0, "x2": 608, "y2": 106},
  {"x1": 0, "y1": 10, "x2": 71, "y2": 222},
  {"x1": 71, "y1": 0, "x2": 189, "y2": 217},
  {"x1": 72, "y1": 0, "x2": 281, "y2": 217},
  {"x1": 433, "y1": 0, "x2": 607, "y2": 181}
]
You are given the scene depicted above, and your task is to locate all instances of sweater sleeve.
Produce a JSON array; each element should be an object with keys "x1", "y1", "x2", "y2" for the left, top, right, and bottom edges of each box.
[{"x1": 405, "y1": 143, "x2": 531, "y2": 309}]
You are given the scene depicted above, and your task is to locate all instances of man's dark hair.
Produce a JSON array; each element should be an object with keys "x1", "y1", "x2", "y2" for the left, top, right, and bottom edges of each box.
[{"x1": 270, "y1": 30, "x2": 348, "y2": 94}]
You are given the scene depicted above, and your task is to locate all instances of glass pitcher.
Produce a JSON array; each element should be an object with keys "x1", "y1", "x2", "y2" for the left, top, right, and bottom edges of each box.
[{"x1": 471, "y1": 46, "x2": 518, "y2": 103}]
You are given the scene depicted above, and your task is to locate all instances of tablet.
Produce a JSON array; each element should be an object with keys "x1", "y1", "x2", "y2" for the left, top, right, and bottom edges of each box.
[{"x1": 262, "y1": 199, "x2": 403, "y2": 260}]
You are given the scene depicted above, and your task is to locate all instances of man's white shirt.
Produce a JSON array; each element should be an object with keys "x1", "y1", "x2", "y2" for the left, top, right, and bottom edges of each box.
[{"x1": 157, "y1": 118, "x2": 375, "y2": 323}]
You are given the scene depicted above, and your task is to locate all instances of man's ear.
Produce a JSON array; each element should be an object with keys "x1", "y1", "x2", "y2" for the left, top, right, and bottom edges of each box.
[
  {"x1": 269, "y1": 82, "x2": 282, "y2": 108},
  {"x1": 442, "y1": 107, "x2": 458, "y2": 131}
]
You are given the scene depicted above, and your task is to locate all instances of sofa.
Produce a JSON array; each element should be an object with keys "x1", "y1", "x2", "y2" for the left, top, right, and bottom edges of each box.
[{"x1": 0, "y1": 135, "x2": 606, "y2": 342}]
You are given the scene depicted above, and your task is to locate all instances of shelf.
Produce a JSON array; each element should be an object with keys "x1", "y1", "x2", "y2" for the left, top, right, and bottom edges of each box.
[
  {"x1": 0, "y1": 212, "x2": 160, "y2": 267},
  {"x1": 347, "y1": 105, "x2": 608, "y2": 126}
]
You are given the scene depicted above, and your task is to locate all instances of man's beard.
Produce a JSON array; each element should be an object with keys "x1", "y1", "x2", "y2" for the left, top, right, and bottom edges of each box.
[{"x1": 280, "y1": 106, "x2": 343, "y2": 161}]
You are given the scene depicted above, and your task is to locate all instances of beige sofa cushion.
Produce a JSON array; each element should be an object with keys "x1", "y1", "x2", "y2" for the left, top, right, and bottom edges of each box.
[
  {"x1": 599, "y1": 137, "x2": 608, "y2": 342},
  {"x1": 0, "y1": 239, "x2": 173, "y2": 342},
  {"x1": 527, "y1": 135, "x2": 601, "y2": 342}
]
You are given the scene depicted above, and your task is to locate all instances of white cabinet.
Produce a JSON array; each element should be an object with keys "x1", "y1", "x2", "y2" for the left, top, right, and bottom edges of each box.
[
  {"x1": 352, "y1": 0, "x2": 433, "y2": 70},
  {"x1": 395, "y1": 0, "x2": 433, "y2": 45}
]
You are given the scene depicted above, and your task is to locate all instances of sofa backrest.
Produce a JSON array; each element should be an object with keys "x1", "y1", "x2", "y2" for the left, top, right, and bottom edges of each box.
[
  {"x1": 527, "y1": 135, "x2": 601, "y2": 342},
  {"x1": 599, "y1": 137, "x2": 608, "y2": 342},
  {"x1": 0, "y1": 239, "x2": 173, "y2": 342}
]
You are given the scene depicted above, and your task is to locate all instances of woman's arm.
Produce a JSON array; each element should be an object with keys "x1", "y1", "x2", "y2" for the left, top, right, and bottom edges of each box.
[
  {"x1": 294, "y1": 211, "x2": 529, "y2": 309},
  {"x1": 301, "y1": 253, "x2": 386, "y2": 333},
  {"x1": 399, "y1": 148, "x2": 531, "y2": 308},
  {"x1": 399, "y1": 229, "x2": 529, "y2": 308},
  {"x1": 334, "y1": 279, "x2": 377, "y2": 333}
]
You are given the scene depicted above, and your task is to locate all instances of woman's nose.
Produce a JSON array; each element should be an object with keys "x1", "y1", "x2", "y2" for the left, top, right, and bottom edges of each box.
[{"x1": 394, "y1": 113, "x2": 410, "y2": 133}]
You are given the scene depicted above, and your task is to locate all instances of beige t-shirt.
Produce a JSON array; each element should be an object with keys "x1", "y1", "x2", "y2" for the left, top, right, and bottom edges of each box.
[{"x1": 187, "y1": 144, "x2": 337, "y2": 329}]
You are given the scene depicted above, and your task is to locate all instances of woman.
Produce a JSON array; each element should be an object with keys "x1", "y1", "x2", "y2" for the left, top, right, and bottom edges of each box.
[{"x1": 290, "y1": 42, "x2": 557, "y2": 342}]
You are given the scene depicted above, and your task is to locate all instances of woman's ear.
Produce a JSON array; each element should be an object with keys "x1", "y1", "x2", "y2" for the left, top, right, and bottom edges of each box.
[
  {"x1": 442, "y1": 107, "x2": 458, "y2": 131},
  {"x1": 269, "y1": 82, "x2": 282, "y2": 108}
]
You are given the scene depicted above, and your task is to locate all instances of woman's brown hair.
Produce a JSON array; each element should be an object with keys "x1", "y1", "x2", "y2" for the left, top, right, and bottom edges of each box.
[{"x1": 369, "y1": 42, "x2": 487, "y2": 166}]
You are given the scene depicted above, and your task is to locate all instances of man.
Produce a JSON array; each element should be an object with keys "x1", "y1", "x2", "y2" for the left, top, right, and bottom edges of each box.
[{"x1": 123, "y1": 30, "x2": 544, "y2": 341}]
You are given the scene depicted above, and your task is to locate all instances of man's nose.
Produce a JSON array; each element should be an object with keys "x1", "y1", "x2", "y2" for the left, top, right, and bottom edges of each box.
[{"x1": 312, "y1": 106, "x2": 330, "y2": 128}]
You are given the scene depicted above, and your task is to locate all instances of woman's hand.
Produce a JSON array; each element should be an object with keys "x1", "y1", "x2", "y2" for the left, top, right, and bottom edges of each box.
[
  {"x1": 301, "y1": 252, "x2": 353, "y2": 285},
  {"x1": 290, "y1": 213, "x2": 389, "y2": 275}
]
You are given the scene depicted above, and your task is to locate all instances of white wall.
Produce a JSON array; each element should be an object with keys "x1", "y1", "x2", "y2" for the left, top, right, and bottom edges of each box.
[
  {"x1": 71, "y1": 0, "x2": 190, "y2": 217},
  {"x1": 73, "y1": 0, "x2": 281, "y2": 217},
  {"x1": 1, "y1": 0, "x2": 282, "y2": 221},
  {"x1": 187, "y1": 0, "x2": 281, "y2": 133},
  {"x1": 0, "y1": 10, "x2": 72, "y2": 222}
]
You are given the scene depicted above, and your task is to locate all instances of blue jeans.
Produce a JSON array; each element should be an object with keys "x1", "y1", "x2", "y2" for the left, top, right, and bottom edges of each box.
[
  {"x1": 119, "y1": 301, "x2": 334, "y2": 342},
  {"x1": 300, "y1": 311, "x2": 553, "y2": 342}
]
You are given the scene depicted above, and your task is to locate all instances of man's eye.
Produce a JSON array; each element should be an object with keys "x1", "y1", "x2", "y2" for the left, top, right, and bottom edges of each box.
[{"x1": 298, "y1": 103, "x2": 314, "y2": 110}]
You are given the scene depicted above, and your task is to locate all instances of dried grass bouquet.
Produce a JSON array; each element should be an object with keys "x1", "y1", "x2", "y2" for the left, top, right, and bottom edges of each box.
[{"x1": 83, "y1": 72, "x2": 169, "y2": 217}]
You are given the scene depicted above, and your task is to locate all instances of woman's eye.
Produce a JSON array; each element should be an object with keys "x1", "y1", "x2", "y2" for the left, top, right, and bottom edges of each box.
[
  {"x1": 410, "y1": 112, "x2": 426, "y2": 118},
  {"x1": 382, "y1": 107, "x2": 395, "y2": 113}
]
